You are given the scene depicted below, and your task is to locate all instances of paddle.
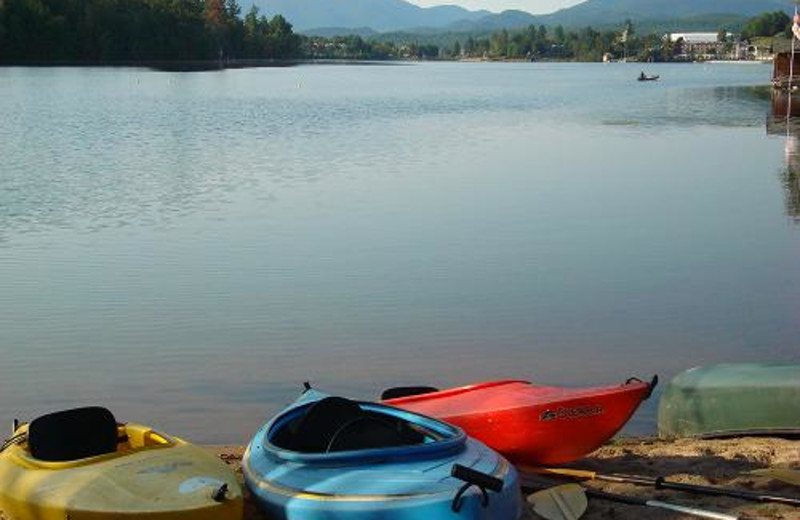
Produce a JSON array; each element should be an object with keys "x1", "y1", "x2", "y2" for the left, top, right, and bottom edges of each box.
[
  {"x1": 750, "y1": 468, "x2": 800, "y2": 487},
  {"x1": 527, "y1": 484, "x2": 587, "y2": 520},
  {"x1": 583, "y1": 487, "x2": 754, "y2": 520},
  {"x1": 522, "y1": 478, "x2": 756, "y2": 520},
  {"x1": 530, "y1": 467, "x2": 800, "y2": 507}
]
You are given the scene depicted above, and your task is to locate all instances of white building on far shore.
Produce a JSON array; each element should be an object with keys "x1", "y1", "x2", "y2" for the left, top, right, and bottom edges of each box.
[
  {"x1": 668, "y1": 32, "x2": 745, "y2": 60},
  {"x1": 669, "y1": 33, "x2": 720, "y2": 44}
]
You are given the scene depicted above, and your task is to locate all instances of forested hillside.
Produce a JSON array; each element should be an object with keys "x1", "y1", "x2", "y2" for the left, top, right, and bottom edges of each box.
[
  {"x1": 0, "y1": 0, "x2": 300, "y2": 62},
  {"x1": 453, "y1": 0, "x2": 791, "y2": 32}
]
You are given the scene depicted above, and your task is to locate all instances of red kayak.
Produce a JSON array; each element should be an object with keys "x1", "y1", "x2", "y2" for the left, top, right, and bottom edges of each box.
[{"x1": 384, "y1": 376, "x2": 656, "y2": 466}]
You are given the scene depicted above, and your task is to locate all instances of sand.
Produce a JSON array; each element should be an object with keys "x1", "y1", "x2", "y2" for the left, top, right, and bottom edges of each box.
[{"x1": 209, "y1": 437, "x2": 800, "y2": 519}]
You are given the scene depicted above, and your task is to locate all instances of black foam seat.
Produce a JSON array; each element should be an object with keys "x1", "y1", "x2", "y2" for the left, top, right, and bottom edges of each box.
[
  {"x1": 288, "y1": 397, "x2": 364, "y2": 453},
  {"x1": 28, "y1": 406, "x2": 118, "y2": 462},
  {"x1": 326, "y1": 416, "x2": 409, "y2": 452}
]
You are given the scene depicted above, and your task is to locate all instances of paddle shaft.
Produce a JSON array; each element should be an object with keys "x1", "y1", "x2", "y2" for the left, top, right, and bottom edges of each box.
[
  {"x1": 537, "y1": 468, "x2": 800, "y2": 507},
  {"x1": 585, "y1": 488, "x2": 747, "y2": 520}
]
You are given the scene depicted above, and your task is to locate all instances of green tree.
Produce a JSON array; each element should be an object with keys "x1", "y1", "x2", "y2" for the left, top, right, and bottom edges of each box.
[
  {"x1": 507, "y1": 38, "x2": 523, "y2": 58},
  {"x1": 419, "y1": 43, "x2": 438, "y2": 58},
  {"x1": 623, "y1": 19, "x2": 634, "y2": 39},
  {"x1": 660, "y1": 34, "x2": 674, "y2": 62},
  {"x1": 0, "y1": 0, "x2": 299, "y2": 63},
  {"x1": 464, "y1": 36, "x2": 475, "y2": 56},
  {"x1": 204, "y1": 0, "x2": 225, "y2": 32},
  {"x1": 741, "y1": 11, "x2": 790, "y2": 39},
  {"x1": 244, "y1": 5, "x2": 258, "y2": 37},
  {"x1": 267, "y1": 15, "x2": 300, "y2": 58},
  {"x1": 554, "y1": 25, "x2": 565, "y2": 45},
  {"x1": 204, "y1": 0, "x2": 226, "y2": 56},
  {"x1": 0, "y1": 0, "x2": 6, "y2": 58},
  {"x1": 537, "y1": 25, "x2": 547, "y2": 42},
  {"x1": 490, "y1": 28, "x2": 508, "y2": 57}
]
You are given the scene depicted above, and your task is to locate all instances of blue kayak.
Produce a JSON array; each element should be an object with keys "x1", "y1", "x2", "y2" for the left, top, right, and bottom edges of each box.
[{"x1": 243, "y1": 387, "x2": 522, "y2": 520}]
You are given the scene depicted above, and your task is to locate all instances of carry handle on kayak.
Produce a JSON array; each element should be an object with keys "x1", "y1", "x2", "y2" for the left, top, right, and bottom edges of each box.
[
  {"x1": 212, "y1": 483, "x2": 229, "y2": 503},
  {"x1": 451, "y1": 464, "x2": 504, "y2": 512},
  {"x1": 625, "y1": 375, "x2": 658, "y2": 400}
]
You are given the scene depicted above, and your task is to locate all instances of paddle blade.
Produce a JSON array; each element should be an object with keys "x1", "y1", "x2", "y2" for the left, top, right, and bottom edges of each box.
[
  {"x1": 750, "y1": 468, "x2": 800, "y2": 487},
  {"x1": 527, "y1": 484, "x2": 588, "y2": 520}
]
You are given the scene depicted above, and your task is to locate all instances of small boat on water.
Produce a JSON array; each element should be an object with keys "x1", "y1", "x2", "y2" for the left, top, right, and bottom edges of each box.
[
  {"x1": 243, "y1": 386, "x2": 522, "y2": 520},
  {"x1": 383, "y1": 376, "x2": 656, "y2": 466},
  {"x1": 658, "y1": 363, "x2": 800, "y2": 439},
  {"x1": 0, "y1": 406, "x2": 243, "y2": 520},
  {"x1": 637, "y1": 72, "x2": 659, "y2": 81}
]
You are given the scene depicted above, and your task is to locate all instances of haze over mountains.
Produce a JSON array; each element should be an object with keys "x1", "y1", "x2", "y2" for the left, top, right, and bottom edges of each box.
[
  {"x1": 251, "y1": 0, "x2": 792, "y2": 34},
  {"x1": 250, "y1": 0, "x2": 488, "y2": 32}
]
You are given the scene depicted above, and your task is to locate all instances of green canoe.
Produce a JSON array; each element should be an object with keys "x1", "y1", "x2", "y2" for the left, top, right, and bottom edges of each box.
[{"x1": 658, "y1": 363, "x2": 800, "y2": 439}]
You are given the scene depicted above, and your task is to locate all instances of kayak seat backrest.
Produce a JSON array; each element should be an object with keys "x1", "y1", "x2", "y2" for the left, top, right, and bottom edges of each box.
[
  {"x1": 326, "y1": 416, "x2": 409, "y2": 452},
  {"x1": 381, "y1": 386, "x2": 439, "y2": 400},
  {"x1": 288, "y1": 397, "x2": 364, "y2": 453},
  {"x1": 28, "y1": 406, "x2": 118, "y2": 462}
]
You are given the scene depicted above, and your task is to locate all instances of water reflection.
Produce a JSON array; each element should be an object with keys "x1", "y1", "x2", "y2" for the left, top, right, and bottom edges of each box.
[
  {"x1": 3, "y1": 65, "x2": 798, "y2": 442},
  {"x1": 0, "y1": 66, "x2": 778, "y2": 240},
  {"x1": 784, "y1": 138, "x2": 800, "y2": 221},
  {"x1": 767, "y1": 90, "x2": 800, "y2": 223}
]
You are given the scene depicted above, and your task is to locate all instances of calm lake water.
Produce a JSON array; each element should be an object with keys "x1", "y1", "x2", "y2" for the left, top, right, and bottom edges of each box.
[{"x1": 1, "y1": 62, "x2": 798, "y2": 443}]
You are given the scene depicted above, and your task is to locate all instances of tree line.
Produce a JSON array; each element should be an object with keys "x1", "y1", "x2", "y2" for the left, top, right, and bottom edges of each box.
[
  {"x1": 303, "y1": 24, "x2": 673, "y2": 62},
  {"x1": 0, "y1": 2, "x2": 792, "y2": 64},
  {"x1": 306, "y1": 10, "x2": 794, "y2": 62},
  {"x1": 0, "y1": 0, "x2": 300, "y2": 62}
]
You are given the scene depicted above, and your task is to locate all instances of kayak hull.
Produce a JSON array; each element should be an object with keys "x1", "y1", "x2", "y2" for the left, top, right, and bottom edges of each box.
[
  {"x1": 0, "y1": 423, "x2": 243, "y2": 520},
  {"x1": 243, "y1": 389, "x2": 522, "y2": 520},
  {"x1": 386, "y1": 378, "x2": 654, "y2": 466},
  {"x1": 658, "y1": 363, "x2": 800, "y2": 438}
]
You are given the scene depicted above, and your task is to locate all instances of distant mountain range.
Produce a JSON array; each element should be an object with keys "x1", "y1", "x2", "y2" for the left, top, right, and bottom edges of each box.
[
  {"x1": 250, "y1": 0, "x2": 793, "y2": 35},
  {"x1": 509, "y1": 0, "x2": 793, "y2": 30},
  {"x1": 250, "y1": 0, "x2": 488, "y2": 32}
]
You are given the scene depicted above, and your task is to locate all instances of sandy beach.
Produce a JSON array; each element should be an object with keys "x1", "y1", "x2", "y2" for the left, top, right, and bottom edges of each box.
[{"x1": 209, "y1": 437, "x2": 800, "y2": 520}]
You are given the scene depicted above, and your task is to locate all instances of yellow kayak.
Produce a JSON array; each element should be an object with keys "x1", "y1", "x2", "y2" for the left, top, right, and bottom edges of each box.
[{"x1": 0, "y1": 407, "x2": 242, "y2": 520}]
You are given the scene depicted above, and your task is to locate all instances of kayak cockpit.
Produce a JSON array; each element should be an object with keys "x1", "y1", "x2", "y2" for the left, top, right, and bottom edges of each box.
[
  {"x1": 5, "y1": 407, "x2": 175, "y2": 467},
  {"x1": 269, "y1": 396, "x2": 449, "y2": 454},
  {"x1": 0, "y1": 407, "x2": 244, "y2": 519},
  {"x1": 243, "y1": 391, "x2": 521, "y2": 520}
]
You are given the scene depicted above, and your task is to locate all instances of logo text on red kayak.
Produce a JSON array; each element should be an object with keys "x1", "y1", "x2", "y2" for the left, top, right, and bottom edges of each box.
[{"x1": 539, "y1": 405, "x2": 604, "y2": 421}]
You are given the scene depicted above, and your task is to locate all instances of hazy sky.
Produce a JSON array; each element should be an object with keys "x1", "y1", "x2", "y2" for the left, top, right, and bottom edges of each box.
[{"x1": 407, "y1": 0, "x2": 585, "y2": 15}]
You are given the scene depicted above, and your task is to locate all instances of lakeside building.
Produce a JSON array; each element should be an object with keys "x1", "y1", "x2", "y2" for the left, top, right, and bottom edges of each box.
[
  {"x1": 772, "y1": 39, "x2": 800, "y2": 89},
  {"x1": 668, "y1": 32, "x2": 746, "y2": 61},
  {"x1": 747, "y1": 37, "x2": 776, "y2": 61}
]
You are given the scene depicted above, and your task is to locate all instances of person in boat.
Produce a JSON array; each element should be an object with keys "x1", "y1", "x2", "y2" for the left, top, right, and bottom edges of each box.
[{"x1": 639, "y1": 71, "x2": 646, "y2": 80}]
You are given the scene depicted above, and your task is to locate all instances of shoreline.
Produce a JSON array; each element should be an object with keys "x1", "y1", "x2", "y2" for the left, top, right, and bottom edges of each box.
[
  {"x1": 0, "y1": 58, "x2": 406, "y2": 71},
  {"x1": 208, "y1": 436, "x2": 800, "y2": 519},
  {"x1": 0, "y1": 58, "x2": 770, "y2": 71}
]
